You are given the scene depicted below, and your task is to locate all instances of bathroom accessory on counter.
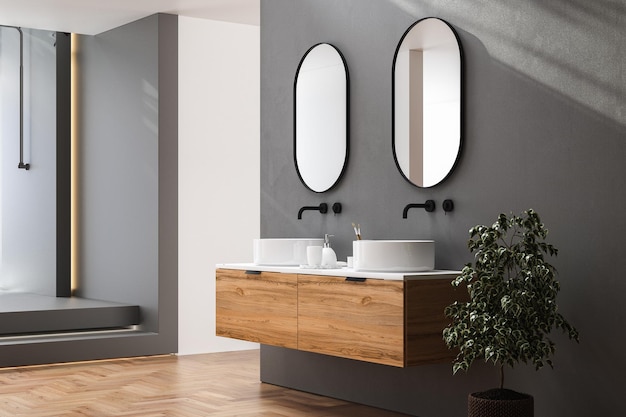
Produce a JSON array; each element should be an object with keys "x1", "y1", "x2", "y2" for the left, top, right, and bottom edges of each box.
[
  {"x1": 297, "y1": 203, "x2": 328, "y2": 219},
  {"x1": 402, "y1": 200, "x2": 435, "y2": 218},
  {"x1": 321, "y1": 234, "x2": 337, "y2": 268},
  {"x1": 352, "y1": 222, "x2": 362, "y2": 240},
  {"x1": 306, "y1": 245, "x2": 323, "y2": 267}
]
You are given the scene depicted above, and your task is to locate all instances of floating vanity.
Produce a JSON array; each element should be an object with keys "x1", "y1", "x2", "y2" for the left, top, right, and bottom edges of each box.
[{"x1": 216, "y1": 264, "x2": 466, "y2": 367}]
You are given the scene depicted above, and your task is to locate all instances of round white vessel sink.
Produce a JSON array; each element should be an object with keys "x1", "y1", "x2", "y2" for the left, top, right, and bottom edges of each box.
[
  {"x1": 253, "y1": 238, "x2": 324, "y2": 266},
  {"x1": 352, "y1": 240, "x2": 435, "y2": 272}
]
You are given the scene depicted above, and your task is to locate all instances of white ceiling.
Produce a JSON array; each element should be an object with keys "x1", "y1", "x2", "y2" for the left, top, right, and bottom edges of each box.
[{"x1": 0, "y1": 0, "x2": 259, "y2": 35}]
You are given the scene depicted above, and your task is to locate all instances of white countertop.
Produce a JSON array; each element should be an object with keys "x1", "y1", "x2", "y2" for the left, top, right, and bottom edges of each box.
[{"x1": 216, "y1": 263, "x2": 461, "y2": 281}]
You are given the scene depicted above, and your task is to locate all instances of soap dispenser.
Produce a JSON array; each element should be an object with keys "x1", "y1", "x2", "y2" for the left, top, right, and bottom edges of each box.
[{"x1": 321, "y1": 234, "x2": 337, "y2": 268}]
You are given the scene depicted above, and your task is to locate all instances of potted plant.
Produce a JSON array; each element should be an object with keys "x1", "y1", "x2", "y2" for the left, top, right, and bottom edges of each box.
[{"x1": 443, "y1": 209, "x2": 579, "y2": 417}]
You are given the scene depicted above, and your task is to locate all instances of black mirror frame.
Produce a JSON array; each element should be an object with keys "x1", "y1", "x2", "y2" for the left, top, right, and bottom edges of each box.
[
  {"x1": 293, "y1": 42, "x2": 350, "y2": 193},
  {"x1": 391, "y1": 17, "x2": 464, "y2": 189}
]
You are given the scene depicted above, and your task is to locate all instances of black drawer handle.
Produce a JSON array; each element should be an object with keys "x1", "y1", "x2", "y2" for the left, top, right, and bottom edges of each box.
[
  {"x1": 244, "y1": 270, "x2": 262, "y2": 275},
  {"x1": 345, "y1": 277, "x2": 366, "y2": 282}
]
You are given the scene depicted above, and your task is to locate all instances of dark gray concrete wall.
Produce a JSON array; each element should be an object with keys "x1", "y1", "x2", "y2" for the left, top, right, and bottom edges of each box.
[{"x1": 260, "y1": 1, "x2": 626, "y2": 416}]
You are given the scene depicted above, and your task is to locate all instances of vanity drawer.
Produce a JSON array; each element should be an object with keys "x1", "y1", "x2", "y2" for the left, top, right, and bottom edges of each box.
[
  {"x1": 216, "y1": 269, "x2": 298, "y2": 349},
  {"x1": 297, "y1": 274, "x2": 462, "y2": 367},
  {"x1": 297, "y1": 275, "x2": 405, "y2": 367}
]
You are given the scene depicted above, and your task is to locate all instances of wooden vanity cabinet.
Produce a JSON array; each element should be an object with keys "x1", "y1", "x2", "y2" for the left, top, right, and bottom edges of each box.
[
  {"x1": 215, "y1": 268, "x2": 463, "y2": 367},
  {"x1": 215, "y1": 269, "x2": 298, "y2": 349}
]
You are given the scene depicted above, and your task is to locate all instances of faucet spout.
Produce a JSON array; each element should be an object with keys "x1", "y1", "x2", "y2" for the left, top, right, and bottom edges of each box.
[
  {"x1": 402, "y1": 200, "x2": 435, "y2": 218},
  {"x1": 298, "y1": 203, "x2": 329, "y2": 219}
]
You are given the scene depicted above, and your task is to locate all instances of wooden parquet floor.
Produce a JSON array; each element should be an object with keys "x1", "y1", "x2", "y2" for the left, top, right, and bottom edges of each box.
[{"x1": 0, "y1": 349, "x2": 411, "y2": 417}]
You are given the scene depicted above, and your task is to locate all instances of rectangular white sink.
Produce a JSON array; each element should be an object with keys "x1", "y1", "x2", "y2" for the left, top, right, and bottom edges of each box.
[
  {"x1": 253, "y1": 238, "x2": 323, "y2": 266},
  {"x1": 353, "y1": 240, "x2": 435, "y2": 272}
]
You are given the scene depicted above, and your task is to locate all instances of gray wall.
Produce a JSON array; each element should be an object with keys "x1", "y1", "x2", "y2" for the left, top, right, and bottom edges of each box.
[
  {"x1": 77, "y1": 13, "x2": 178, "y2": 339},
  {"x1": 260, "y1": 1, "x2": 626, "y2": 416},
  {"x1": 0, "y1": 28, "x2": 58, "y2": 296},
  {"x1": 78, "y1": 15, "x2": 159, "y2": 330}
]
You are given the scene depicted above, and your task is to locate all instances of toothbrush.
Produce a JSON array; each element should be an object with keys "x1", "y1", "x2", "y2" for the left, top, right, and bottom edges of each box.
[{"x1": 352, "y1": 223, "x2": 361, "y2": 240}]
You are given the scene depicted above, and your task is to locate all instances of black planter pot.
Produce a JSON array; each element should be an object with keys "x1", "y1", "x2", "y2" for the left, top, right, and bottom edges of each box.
[{"x1": 468, "y1": 389, "x2": 534, "y2": 417}]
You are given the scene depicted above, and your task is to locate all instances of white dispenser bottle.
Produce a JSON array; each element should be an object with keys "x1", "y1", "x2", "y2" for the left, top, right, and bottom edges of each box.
[{"x1": 321, "y1": 234, "x2": 337, "y2": 268}]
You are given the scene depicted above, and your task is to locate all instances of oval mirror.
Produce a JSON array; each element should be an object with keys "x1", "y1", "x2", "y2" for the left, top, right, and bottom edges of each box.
[
  {"x1": 295, "y1": 43, "x2": 349, "y2": 193},
  {"x1": 392, "y1": 18, "x2": 462, "y2": 188}
]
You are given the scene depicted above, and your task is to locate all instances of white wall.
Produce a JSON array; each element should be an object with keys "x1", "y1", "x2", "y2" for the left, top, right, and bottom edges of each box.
[{"x1": 178, "y1": 17, "x2": 260, "y2": 355}]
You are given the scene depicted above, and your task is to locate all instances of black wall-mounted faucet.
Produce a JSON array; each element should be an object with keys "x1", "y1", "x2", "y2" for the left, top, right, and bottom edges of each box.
[
  {"x1": 298, "y1": 203, "x2": 329, "y2": 219},
  {"x1": 402, "y1": 200, "x2": 435, "y2": 218}
]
